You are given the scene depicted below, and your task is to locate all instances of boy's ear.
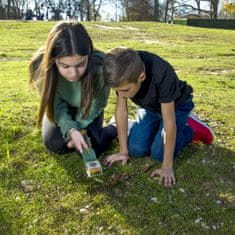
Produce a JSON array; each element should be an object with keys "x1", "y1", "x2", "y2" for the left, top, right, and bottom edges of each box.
[{"x1": 138, "y1": 72, "x2": 145, "y2": 82}]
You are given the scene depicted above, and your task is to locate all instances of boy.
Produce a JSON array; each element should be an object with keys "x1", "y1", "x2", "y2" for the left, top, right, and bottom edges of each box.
[{"x1": 103, "y1": 47, "x2": 214, "y2": 187}]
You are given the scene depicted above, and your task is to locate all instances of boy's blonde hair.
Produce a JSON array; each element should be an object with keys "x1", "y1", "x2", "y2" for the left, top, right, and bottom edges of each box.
[{"x1": 103, "y1": 47, "x2": 144, "y2": 87}]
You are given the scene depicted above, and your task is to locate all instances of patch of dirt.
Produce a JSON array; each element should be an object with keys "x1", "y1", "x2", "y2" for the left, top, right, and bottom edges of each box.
[
  {"x1": 92, "y1": 24, "x2": 140, "y2": 31},
  {"x1": 0, "y1": 57, "x2": 25, "y2": 61},
  {"x1": 123, "y1": 26, "x2": 139, "y2": 31},
  {"x1": 94, "y1": 24, "x2": 123, "y2": 30},
  {"x1": 107, "y1": 173, "x2": 131, "y2": 186},
  {"x1": 198, "y1": 69, "x2": 235, "y2": 75},
  {"x1": 143, "y1": 39, "x2": 163, "y2": 45}
]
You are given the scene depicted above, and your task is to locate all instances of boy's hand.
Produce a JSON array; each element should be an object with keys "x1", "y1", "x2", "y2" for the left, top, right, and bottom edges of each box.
[
  {"x1": 103, "y1": 153, "x2": 129, "y2": 167},
  {"x1": 151, "y1": 167, "x2": 176, "y2": 187},
  {"x1": 69, "y1": 129, "x2": 88, "y2": 154}
]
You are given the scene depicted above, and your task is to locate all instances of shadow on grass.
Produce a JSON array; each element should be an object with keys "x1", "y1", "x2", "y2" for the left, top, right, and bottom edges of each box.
[
  {"x1": 0, "y1": 209, "x2": 13, "y2": 235},
  {"x1": 51, "y1": 141, "x2": 235, "y2": 233},
  {"x1": 0, "y1": 132, "x2": 234, "y2": 233}
]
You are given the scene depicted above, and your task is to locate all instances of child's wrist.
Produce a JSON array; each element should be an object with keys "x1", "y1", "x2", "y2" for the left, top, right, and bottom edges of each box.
[
  {"x1": 120, "y1": 151, "x2": 128, "y2": 156},
  {"x1": 162, "y1": 160, "x2": 173, "y2": 169},
  {"x1": 68, "y1": 128, "x2": 78, "y2": 138},
  {"x1": 119, "y1": 146, "x2": 128, "y2": 155}
]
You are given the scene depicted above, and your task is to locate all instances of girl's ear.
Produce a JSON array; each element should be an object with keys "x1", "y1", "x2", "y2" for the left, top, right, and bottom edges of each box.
[{"x1": 55, "y1": 58, "x2": 60, "y2": 67}]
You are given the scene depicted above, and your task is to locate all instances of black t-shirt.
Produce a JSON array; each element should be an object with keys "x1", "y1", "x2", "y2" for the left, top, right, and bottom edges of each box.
[{"x1": 131, "y1": 51, "x2": 193, "y2": 113}]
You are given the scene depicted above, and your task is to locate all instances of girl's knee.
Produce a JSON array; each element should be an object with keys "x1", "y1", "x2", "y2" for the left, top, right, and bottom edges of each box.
[{"x1": 43, "y1": 137, "x2": 67, "y2": 154}]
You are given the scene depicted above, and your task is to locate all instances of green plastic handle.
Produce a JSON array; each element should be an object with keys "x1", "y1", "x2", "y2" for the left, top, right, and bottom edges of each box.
[
  {"x1": 81, "y1": 134, "x2": 97, "y2": 162},
  {"x1": 81, "y1": 147, "x2": 97, "y2": 162}
]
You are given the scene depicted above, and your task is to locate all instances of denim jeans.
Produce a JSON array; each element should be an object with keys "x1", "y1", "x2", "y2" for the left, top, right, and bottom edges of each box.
[{"x1": 128, "y1": 96, "x2": 194, "y2": 162}]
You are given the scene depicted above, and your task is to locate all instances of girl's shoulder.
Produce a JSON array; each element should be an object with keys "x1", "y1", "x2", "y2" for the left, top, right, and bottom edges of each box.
[
  {"x1": 92, "y1": 50, "x2": 105, "y2": 66},
  {"x1": 93, "y1": 49, "x2": 105, "y2": 58},
  {"x1": 90, "y1": 50, "x2": 105, "y2": 80}
]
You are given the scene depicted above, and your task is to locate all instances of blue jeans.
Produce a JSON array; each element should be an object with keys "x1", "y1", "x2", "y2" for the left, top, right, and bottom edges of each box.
[{"x1": 128, "y1": 97, "x2": 194, "y2": 162}]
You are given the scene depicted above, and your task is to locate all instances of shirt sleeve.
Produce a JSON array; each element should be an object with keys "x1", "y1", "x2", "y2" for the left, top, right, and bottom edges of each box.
[
  {"x1": 157, "y1": 64, "x2": 181, "y2": 103},
  {"x1": 54, "y1": 93, "x2": 80, "y2": 140}
]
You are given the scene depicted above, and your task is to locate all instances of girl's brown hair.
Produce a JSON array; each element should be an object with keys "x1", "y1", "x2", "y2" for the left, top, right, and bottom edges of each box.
[{"x1": 29, "y1": 22, "x2": 101, "y2": 126}]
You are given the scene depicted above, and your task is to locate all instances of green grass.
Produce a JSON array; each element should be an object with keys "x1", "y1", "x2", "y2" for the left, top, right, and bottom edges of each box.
[{"x1": 0, "y1": 20, "x2": 234, "y2": 234}]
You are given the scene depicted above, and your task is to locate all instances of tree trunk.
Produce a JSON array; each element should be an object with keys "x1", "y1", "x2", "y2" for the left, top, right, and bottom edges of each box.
[
  {"x1": 195, "y1": 0, "x2": 201, "y2": 15},
  {"x1": 164, "y1": 0, "x2": 169, "y2": 22},
  {"x1": 170, "y1": 0, "x2": 174, "y2": 24},
  {"x1": 80, "y1": 0, "x2": 84, "y2": 21},
  {"x1": 87, "y1": 1, "x2": 91, "y2": 21},
  {"x1": 154, "y1": 0, "x2": 159, "y2": 21},
  {"x1": 7, "y1": 0, "x2": 11, "y2": 18},
  {"x1": 211, "y1": 0, "x2": 219, "y2": 19}
]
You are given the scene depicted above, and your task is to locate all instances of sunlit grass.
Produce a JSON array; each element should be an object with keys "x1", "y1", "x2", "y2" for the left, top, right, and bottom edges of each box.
[{"x1": 0, "y1": 21, "x2": 234, "y2": 234}]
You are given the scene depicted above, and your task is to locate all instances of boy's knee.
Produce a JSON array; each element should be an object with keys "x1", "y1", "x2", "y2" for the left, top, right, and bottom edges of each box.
[
  {"x1": 128, "y1": 142, "x2": 149, "y2": 157},
  {"x1": 150, "y1": 132, "x2": 164, "y2": 162},
  {"x1": 151, "y1": 146, "x2": 163, "y2": 162}
]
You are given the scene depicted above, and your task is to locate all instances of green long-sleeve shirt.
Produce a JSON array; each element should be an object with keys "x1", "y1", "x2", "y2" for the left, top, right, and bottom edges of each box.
[{"x1": 54, "y1": 54, "x2": 109, "y2": 139}]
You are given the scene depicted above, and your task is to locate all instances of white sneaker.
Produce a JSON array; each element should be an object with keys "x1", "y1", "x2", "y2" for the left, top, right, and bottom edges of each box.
[
  {"x1": 136, "y1": 108, "x2": 146, "y2": 122},
  {"x1": 108, "y1": 116, "x2": 116, "y2": 127},
  {"x1": 127, "y1": 119, "x2": 136, "y2": 136},
  {"x1": 108, "y1": 116, "x2": 136, "y2": 136}
]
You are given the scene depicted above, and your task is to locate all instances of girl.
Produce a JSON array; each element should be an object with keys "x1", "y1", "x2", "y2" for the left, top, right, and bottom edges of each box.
[{"x1": 29, "y1": 21, "x2": 117, "y2": 156}]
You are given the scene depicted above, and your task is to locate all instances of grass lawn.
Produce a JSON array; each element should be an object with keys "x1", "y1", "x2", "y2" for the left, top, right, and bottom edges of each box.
[{"x1": 0, "y1": 20, "x2": 234, "y2": 234}]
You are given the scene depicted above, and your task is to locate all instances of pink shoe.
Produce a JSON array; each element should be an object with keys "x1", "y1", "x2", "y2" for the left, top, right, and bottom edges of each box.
[{"x1": 187, "y1": 114, "x2": 214, "y2": 145}]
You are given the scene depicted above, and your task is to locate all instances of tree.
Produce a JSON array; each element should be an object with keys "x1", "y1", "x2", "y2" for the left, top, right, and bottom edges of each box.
[
  {"x1": 0, "y1": 0, "x2": 27, "y2": 19},
  {"x1": 78, "y1": 0, "x2": 104, "y2": 21},
  {"x1": 163, "y1": 0, "x2": 179, "y2": 23},
  {"x1": 6, "y1": 0, "x2": 10, "y2": 18},
  {"x1": 92, "y1": 0, "x2": 103, "y2": 20},
  {"x1": 154, "y1": 0, "x2": 160, "y2": 21},
  {"x1": 119, "y1": 0, "x2": 154, "y2": 21},
  {"x1": 224, "y1": 2, "x2": 235, "y2": 14},
  {"x1": 114, "y1": 0, "x2": 130, "y2": 21},
  {"x1": 210, "y1": 0, "x2": 219, "y2": 18},
  {"x1": 224, "y1": 2, "x2": 235, "y2": 18},
  {"x1": 173, "y1": 0, "x2": 220, "y2": 19}
]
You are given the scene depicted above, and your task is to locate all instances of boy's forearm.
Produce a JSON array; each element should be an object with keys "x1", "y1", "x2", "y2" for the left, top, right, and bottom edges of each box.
[
  {"x1": 115, "y1": 98, "x2": 128, "y2": 154},
  {"x1": 160, "y1": 102, "x2": 176, "y2": 169},
  {"x1": 162, "y1": 125, "x2": 176, "y2": 169}
]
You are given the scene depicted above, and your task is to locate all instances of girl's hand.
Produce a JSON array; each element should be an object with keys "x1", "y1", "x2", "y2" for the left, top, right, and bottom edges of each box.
[
  {"x1": 103, "y1": 153, "x2": 129, "y2": 167},
  {"x1": 69, "y1": 129, "x2": 88, "y2": 153},
  {"x1": 67, "y1": 140, "x2": 75, "y2": 149},
  {"x1": 151, "y1": 167, "x2": 176, "y2": 187}
]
